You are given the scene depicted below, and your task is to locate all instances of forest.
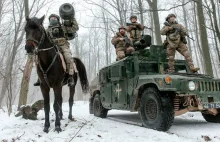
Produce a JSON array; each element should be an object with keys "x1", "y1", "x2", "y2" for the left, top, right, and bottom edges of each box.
[{"x1": 0, "y1": 0, "x2": 220, "y2": 114}]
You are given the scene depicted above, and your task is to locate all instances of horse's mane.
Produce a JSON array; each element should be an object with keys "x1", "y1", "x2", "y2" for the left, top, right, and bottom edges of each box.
[{"x1": 26, "y1": 17, "x2": 42, "y2": 29}]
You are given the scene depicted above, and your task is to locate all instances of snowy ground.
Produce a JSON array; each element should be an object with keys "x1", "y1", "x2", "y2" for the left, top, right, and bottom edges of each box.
[{"x1": 0, "y1": 101, "x2": 220, "y2": 142}]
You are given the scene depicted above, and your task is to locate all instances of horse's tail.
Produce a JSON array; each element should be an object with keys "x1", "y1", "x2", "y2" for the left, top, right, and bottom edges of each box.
[{"x1": 74, "y1": 57, "x2": 89, "y2": 93}]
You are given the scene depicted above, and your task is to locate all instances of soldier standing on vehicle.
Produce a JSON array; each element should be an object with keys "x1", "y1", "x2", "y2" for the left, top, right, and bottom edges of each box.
[
  {"x1": 127, "y1": 15, "x2": 145, "y2": 43},
  {"x1": 161, "y1": 14, "x2": 199, "y2": 73},
  {"x1": 34, "y1": 13, "x2": 79, "y2": 86},
  {"x1": 111, "y1": 26, "x2": 134, "y2": 60}
]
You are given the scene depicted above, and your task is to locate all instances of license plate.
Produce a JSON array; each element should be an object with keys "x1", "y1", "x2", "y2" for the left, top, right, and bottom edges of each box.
[{"x1": 203, "y1": 103, "x2": 220, "y2": 109}]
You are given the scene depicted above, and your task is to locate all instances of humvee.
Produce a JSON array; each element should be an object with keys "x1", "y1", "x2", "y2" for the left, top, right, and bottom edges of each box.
[{"x1": 89, "y1": 43, "x2": 220, "y2": 131}]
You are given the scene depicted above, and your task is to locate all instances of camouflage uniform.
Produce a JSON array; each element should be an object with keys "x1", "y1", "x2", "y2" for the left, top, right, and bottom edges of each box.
[
  {"x1": 127, "y1": 16, "x2": 145, "y2": 42},
  {"x1": 111, "y1": 27, "x2": 134, "y2": 60},
  {"x1": 161, "y1": 14, "x2": 199, "y2": 73},
  {"x1": 47, "y1": 14, "x2": 79, "y2": 76}
]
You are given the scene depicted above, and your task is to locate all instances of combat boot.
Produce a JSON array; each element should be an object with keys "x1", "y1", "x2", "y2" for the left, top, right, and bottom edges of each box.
[
  {"x1": 190, "y1": 66, "x2": 200, "y2": 73},
  {"x1": 33, "y1": 79, "x2": 40, "y2": 86},
  {"x1": 167, "y1": 69, "x2": 175, "y2": 74}
]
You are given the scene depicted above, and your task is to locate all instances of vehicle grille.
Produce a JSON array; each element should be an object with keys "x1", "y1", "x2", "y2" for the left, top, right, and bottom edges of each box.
[{"x1": 198, "y1": 81, "x2": 220, "y2": 91}]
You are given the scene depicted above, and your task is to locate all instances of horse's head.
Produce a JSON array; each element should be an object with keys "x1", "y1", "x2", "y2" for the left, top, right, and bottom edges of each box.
[{"x1": 25, "y1": 15, "x2": 45, "y2": 54}]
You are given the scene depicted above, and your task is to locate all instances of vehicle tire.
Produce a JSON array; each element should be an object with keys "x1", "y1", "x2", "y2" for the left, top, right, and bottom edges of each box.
[
  {"x1": 139, "y1": 87, "x2": 174, "y2": 131},
  {"x1": 202, "y1": 111, "x2": 220, "y2": 123},
  {"x1": 93, "y1": 94, "x2": 108, "y2": 118}
]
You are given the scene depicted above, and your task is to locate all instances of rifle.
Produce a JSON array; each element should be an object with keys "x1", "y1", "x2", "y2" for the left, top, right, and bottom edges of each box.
[
  {"x1": 164, "y1": 21, "x2": 195, "y2": 41},
  {"x1": 126, "y1": 23, "x2": 151, "y2": 30},
  {"x1": 123, "y1": 37, "x2": 131, "y2": 48}
]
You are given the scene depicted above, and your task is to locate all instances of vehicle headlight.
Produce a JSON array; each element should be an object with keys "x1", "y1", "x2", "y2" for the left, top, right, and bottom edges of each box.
[{"x1": 188, "y1": 81, "x2": 196, "y2": 91}]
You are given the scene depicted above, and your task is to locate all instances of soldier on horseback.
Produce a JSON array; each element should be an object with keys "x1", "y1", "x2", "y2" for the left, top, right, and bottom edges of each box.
[
  {"x1": 34, "y1": 13, "x2": 79, "y2": 86},
  {"x1": 25, "y1": 3, "x2": 89, "y2": 133}
]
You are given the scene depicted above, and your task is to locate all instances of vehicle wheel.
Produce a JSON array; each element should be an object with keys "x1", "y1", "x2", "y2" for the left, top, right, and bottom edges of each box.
[
  {"x1": 89, "y1": 97, "x2": 94, "y2": 114},
  {"x1": 93, "y1": 94, "x2": 108, "y2": 118},
  {"x1": 202, "y1": 111, "x2": 220, "y2": 123},
  {"x1": 139, "y1": 87, "x2": 174, "y2": 131}
]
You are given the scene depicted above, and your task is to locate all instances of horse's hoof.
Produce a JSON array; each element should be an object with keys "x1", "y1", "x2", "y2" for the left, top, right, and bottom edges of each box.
[
  {"x1": 68, "y1": 116, "x2": 76, "y2": 121},
  {"x1": 43, "y1": 127, "x2": 49, "y2": 133},
  {"x1": 55, "y1": 126, "x2": 62, "y2": 133}
]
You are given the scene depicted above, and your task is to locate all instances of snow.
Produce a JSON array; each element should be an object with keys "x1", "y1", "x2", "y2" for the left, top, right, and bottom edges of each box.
[{"x1": 0, "y1": 101, "x2": 220, "y2": 142}]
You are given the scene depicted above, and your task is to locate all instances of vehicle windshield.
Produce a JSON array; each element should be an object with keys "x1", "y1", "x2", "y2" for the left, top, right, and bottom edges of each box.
[{"x1": 139, "y1": 62, "x2": 159, "y2": 74}]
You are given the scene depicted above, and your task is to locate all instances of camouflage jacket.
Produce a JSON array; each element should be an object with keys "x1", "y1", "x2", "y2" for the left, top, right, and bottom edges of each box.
[
  {"x1": 161, "y1": 21, "x2": 187, "y2": 41},
  {"x1": 47, "y1": 18, "x2": 79, "y2": 44},
  {"x1": 127, "y1": 22, "x2": 144, "y2": 40},
  {"x1": 111, "y1": 32, "x2": 130, "y2": 49}
]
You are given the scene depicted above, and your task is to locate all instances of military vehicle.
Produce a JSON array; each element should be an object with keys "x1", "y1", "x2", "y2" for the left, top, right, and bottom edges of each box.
[{"x1": 89, "y1": 35, "x2": 220, "y2": 131}]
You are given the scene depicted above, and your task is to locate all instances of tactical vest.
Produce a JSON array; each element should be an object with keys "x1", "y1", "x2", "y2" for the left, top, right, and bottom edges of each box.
[
  {"x1": 115, "y1": 34, "x2": 128, "y2": 49},
  {"x1": 129, "y1": 24, "x2": 142, "y2": 40},
  {"x1": 48, "y1": 26, "x2": 65, "y2": 39},
  {"x1": 47, "y1": 25, "x2": 75, "y2": 41}
]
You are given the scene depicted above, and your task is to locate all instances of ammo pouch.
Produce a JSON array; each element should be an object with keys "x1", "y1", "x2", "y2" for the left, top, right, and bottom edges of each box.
[{"x1": 181, "y1": 36, "x2": 187, "y2": 44}]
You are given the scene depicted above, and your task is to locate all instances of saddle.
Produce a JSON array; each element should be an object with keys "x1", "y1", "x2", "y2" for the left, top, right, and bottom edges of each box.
[{"x1": 34, "y1": 48, "x2": 78, "y2": 74}]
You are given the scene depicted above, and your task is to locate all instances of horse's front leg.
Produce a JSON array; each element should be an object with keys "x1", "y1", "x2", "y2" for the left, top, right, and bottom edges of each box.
[
  {"x1": 53, "y1": 86, "x2": 63, "y2": 133},
  {"x1": 40, "y1": 85, "x2": 50, "y2": 133}
]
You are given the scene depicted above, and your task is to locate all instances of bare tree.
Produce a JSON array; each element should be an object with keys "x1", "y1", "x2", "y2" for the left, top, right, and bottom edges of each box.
[
  {"x1": 196, "y1": 0, "x2": 213, "y2": 76},
  {"x1": 146, "y1": 0, "x2": 162, "y2": 44},
  {"x1": 17, "y1": 0, "x2": 53, "y2": 109}
]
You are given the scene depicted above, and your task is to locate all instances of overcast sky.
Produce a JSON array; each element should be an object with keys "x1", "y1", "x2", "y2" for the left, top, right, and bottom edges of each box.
[{"x1": 34, "y1": 0, "x2": 175, "y2": 36}]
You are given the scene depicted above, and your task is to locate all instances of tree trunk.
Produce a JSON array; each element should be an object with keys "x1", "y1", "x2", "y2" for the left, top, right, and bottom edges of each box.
[
  {"x1": 17, "y1": 0, "x2": 34, "y2": 110},
  {"x1": 205, "y1": 0, "x2": 220, "y2": 63},
  {"x1": 196, "y1": 0, "x2": 213, "y2": 76},
  {"x1": 210, "y1": 0, "x2": 220, "y2": 44},
  {"x1": 192, "y1": 2, "x2": 205, "y2": 73},
  {"x1": 182, "y1": 0, "x2": 192, "y2": 54},
  {"x1": 146, "y1": 0, "x2": 162, "y2": 44},
  {"x1": 18, "y1": 56, "x2": 33, "y2": 109},
  {"x1": 138, "y1": 0, "x2": 144, "y2": 34}
]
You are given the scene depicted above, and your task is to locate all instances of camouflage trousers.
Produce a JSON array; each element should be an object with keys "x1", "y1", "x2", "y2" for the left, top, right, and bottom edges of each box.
[
  {"x1": 60, "y1": 43, "x2": 75, "y2": 75},
  {"x1": 116, "y1": 47, "x2": 135, "y2": 60},
  {"x1": 167, "y1": 41, "x2": 194, "y2": 71}
]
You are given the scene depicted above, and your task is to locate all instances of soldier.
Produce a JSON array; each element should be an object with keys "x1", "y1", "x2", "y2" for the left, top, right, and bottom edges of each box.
[
  {"x1": 161, "y1": 14, "x2": 199, "y2": 73},
  {"x1": 34, "y1": 14, "x2": 79, "y2": 86},
  {"x1": 111, "y1": 26, "x2": 134, "y2": 60},
  {"x1": 127, "y1": 15, "x2": 145, "y2": 43}
]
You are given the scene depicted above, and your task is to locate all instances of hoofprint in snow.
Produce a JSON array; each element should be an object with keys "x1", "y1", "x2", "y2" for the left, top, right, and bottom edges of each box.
[{"x1": 0, "y1": 102, "x2": 220, "y2": 142}]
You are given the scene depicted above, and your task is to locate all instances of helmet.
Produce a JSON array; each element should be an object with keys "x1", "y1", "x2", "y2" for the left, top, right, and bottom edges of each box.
[
  {"x1": 130, "y1": 15, "x2": 137, "y2": 20},
  {"x1": 49, "y1": 14, "x2": 60, "y2": 21},
  {"x1": 118, "y1": 26, "x2": 126, "y2": 31},
  {"x1": 166, "y1": 14, "x2": 176, "y2": 21}
]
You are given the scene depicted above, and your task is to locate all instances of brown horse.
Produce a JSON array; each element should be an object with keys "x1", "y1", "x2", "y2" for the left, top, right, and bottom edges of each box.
[{"x1": 25, "y1": 16, "x2": 89, "y2": 133}]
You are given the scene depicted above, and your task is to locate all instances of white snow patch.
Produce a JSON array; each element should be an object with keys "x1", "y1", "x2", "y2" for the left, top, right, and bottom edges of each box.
[{"x1": 0, "y1": 101, "x2": 219, "y2": 142}]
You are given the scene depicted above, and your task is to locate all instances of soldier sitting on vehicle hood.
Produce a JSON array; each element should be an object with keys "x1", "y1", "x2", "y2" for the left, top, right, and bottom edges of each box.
[
  {"x1": 111, "y1": 26, "x2": 134, "y2": 60},
  {"x1": 161, "y1": 14, "x2": 199, "y2": 73}
]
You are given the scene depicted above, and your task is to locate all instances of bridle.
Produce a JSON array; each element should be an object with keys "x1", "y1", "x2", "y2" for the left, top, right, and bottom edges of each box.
[
  {"x1": 26, "y1": 24, "x2": 60, "y2": 88},
  {"x1": 26, "y1": 25, "x2": 55, "y2": 53}
]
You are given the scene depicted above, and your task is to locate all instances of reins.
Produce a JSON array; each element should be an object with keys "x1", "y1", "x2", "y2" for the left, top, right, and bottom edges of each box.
[{"x1": 27, "y1": 25, "x2": 60, "y2": 88}]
